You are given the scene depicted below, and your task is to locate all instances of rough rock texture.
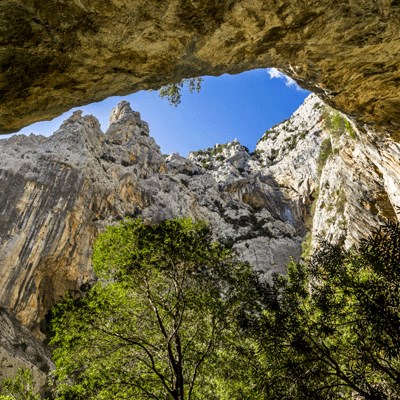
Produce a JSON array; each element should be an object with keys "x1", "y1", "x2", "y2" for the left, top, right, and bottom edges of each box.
[
  {"x1": 0, "y1": 1, "x2": 399, "y2": 134},
  {"x1": 0, "y1": 101, "x2": 303, "y2": 340},
  {"x1": 311, "y1": 115, "x2": 400, "y2": 249},
  {"x1": 252, "y1": 95, "x2": 400, "y2": 252},
  {"x1": 0, "y1": 307, "x2": 52, "y2": 392},
  {"x1": 1, "y1": 95, "x2": 400, "y2": 384},
  {"x1": 254, "y1": 94, "x2": 326, "y2": 222}
]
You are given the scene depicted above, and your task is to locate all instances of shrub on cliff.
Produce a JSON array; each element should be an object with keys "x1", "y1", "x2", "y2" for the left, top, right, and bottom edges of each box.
[{"x1": 0, "y1": 369, "x2": 40, "y2": 400}]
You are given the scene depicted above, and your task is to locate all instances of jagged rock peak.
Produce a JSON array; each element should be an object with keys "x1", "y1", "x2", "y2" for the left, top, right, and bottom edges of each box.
[
  {"x1": 109, "y1": 101, "x2": 135, "y2": 125},
  {"x1": 189, "y1": 139, "x2": 259, "y2": 184},
  {"x1": 107, "y1": 101, "x2": 150, "y2": 141},
  {"x1": 109, "y1": 101, "x2": 148, "y2": 130},
  {"x1": 60, "y1": 110, "x2": 101, "y2": 131}
]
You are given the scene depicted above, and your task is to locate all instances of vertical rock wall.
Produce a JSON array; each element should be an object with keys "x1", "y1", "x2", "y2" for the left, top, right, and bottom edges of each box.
[{"x1": 0, "y1": 95, "x2": 399, "y2": 386}]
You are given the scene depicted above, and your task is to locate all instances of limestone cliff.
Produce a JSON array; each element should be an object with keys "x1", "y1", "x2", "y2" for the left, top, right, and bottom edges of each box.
[
  {"x1": 252, "y1": 96, "x2": 400, "y2": 252},
  {"x1": 0, "y1": 101, "x2": 303, "y2": 339},
  {"x1": 0, "y1": 0, "x2": 399, "y2": 135},
  {"x1": 0, "y1": 95, "x2": 399, "y2": 386}
]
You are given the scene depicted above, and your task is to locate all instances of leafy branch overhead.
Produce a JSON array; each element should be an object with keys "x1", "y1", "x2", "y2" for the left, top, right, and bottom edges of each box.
[{"x1": 159, "y1": 77, "x2": 203, "y2": 106}]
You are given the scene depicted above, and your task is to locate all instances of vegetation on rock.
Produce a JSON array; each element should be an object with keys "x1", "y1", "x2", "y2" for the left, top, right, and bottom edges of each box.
[
  {"x1": 326, "y1": 111, "x2": 356, "y2": 139},
  {"x1": 317, "y1": 137, "x2": 333, "y2": 176},
  {"x1": 0, "y1": 369, "x2": 40, "y2": 400}
]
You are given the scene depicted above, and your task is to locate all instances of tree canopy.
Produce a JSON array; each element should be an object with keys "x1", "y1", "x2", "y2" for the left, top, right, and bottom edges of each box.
[
  {"x1": 248, "y1": 221, "x2": 400, "y2": 399},
  {"x1": 50, "y1": 218, "x2": 262, "y2": 400},
  {"x1": 50, "y1": 218, "x2": 400, "y2": 400}
]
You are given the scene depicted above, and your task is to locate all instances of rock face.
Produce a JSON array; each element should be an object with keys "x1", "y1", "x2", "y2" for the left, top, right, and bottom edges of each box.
[
  {"x1": 0, "y1": 95, "x2": 399, "y2": 385},
  {"x1": 0, "y1": 100, "x2": 304, "y2": 338},
  {"x1": 0, "y1": 1, "x2": 399, "y2": 134},
  {"x1": 0, "y1": 308, "x2": 52, "y2": 393}
]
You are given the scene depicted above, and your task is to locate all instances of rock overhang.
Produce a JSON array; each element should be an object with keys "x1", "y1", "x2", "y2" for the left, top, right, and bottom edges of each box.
[{"x1": 0, "y1": 0, "x2": 399, "y2": 135}]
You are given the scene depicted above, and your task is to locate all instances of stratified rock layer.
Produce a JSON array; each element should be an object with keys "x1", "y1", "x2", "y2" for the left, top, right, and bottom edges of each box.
[{"x1": 0, "y1": 1, "x2": 399, "y2": 134}]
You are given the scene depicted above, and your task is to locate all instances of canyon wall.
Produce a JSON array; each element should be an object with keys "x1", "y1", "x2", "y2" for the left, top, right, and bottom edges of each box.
[
  {"x1": 0, "y1": 97, "x2": 399, "y2": 387},
  {"x1": 1, "y1": 96, "x2": 399, "y2": 329},
  {"x1": 0, "y1": 99, "x2": 310, "y2": 385},
  {"x1": 0, "y1": 0, "x2": 399, "y2": 391},
  {"x1": 0, "y1": 100, "x2": 307, "y2": 339},
  {"x1": 0, "y1": 0, "x2": 399, "y2": 134}
]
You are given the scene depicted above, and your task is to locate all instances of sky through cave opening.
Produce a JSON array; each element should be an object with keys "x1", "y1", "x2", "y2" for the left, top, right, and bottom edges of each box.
[{"x1": 3, "y1": 69, "x2": 309, "y2": 156}]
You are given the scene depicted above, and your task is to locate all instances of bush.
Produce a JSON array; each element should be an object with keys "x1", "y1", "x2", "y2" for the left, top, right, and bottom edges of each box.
[{"x1": 0, "y1": 369, "x2": 40, "y2": 400}]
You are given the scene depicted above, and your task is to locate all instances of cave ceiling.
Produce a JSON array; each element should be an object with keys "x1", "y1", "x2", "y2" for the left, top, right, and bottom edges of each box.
[{"x1": 0, "y1": 0, "x2": 399, "y2": 135}]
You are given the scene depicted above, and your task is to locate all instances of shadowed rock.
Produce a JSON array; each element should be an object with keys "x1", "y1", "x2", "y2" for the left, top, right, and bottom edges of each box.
[{"x1": 0, "y1": 1, "x2": 399, "y2": 134}]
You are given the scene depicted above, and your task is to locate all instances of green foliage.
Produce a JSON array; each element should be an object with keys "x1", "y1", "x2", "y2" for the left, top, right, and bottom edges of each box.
[
  {"x1": 257, "y1": 128, "x2": 277, "y2": 143},
  {"x1": 248, "y1": 221, "x2": 400, "y2": 399},
  {"x1": 158, "y1": 77, "x2": 203, "y2": 106},
  {"x1": 317, "y1": 137, "x2": 332, "y2": 176},
  {"x1": 327, "y1": 111, "x2": 356, "y2": 139},
  {"x1": 283, "y1": 134, "x2": 298, "y2": 151},
  {"x1": 313, "y1": 101, "x2": 322, "y2": 110},
  {"x1": 50, "y1": 216, "x2": 400, "y2": 400},
  {"x1": 269, "y1": 148, "x2": 279, "y2": 163},
  {"x1": 0, "y1": 369, "x2": 40, "y2": 400},
  {"x1": 251, "y1": 149, "x2": 264, "y2": 164},
  {"x1": 51, "y1": 218, "x2": 263, "y2": 400},
  {"x1": 301, "y1": 188, "x2": 320, "y2": 260},
  {"x1": 301, "y1": 231, "x2": 313, "y2": 260}
]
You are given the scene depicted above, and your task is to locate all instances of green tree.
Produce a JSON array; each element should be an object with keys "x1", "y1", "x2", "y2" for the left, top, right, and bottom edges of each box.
[
  {"x1": 51, "y1": 218, "x2": 262, "y2": 400},
  {"x1": 158, "y1": 77, "x2": 203, "y2": 106},
  {"x1": 250, "y1": 221, "x2": 400, "y2": 399},
  {"x1": 0, "y1": 369, "x2": 40, "y2": 400}
]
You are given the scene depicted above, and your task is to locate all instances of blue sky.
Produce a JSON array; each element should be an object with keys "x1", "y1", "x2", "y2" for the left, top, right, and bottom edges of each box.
[{"x1": 8, "y1": 69, "x2": 309, "y2": 156}]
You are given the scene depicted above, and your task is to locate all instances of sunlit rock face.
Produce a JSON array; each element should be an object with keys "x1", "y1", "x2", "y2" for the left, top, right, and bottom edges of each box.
[
  {"x1": 0, "y1": 101, "x2": 303, "y2": 340},
  {"x1": 252, "y1": 95, "x2": 400, "y2": 251},
  {"x1": 0, "y1": 104, "x2": 167, "y2": 338},
  {"x1": 0, "y1": 1, "x2": 399, "y2": 134},
  {"x1": 0, "y1": 96, "x2": 399, "y2": 381},
  {"x1": 1, "y1": 94, "x2": 399, "y2": 340}
]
